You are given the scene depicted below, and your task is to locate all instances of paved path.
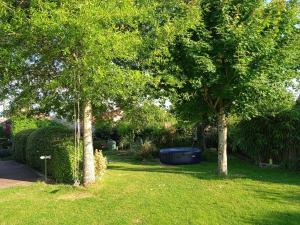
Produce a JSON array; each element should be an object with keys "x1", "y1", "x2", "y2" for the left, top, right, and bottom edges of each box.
[{"x1": 0, "y1": 160, "x2": 41, "y2": 188}]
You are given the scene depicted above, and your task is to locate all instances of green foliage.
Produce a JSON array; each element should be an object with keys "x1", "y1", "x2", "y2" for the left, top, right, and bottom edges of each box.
[
  {"x1": 121, "y1": 101, "x2": 177, "y2": 133},
  {"x1": 115, "y1": 101, "x2": 178, "y2": 149},
  {"x1": 141, "y1": 126, "x2": 194, "y2": 149},
  {"x1": 232, "y1": 105, "x2": 300, "y2": 170},
  {"x1": 12, "y1": 117, "x2": 38, "y2": 135},
  {"x1": 167, "y1": 0, "x2": 299, "y2": 119},
  {"x1": 93, "y1": 139, "x2": 107, "y2": 151},
  {"x1": 12, "y1": 116, "x2": 64, "y2": 135},
  {"x1": 0, "y1": 0, "x2": 198, "y2": 117},
  {"x1": 116, "y1": 123, "x2": 195, "y2": 151},
  {"x1": 116, "y1": 121, "x2": 135, "y2": 149},
  {"x1": 94, "y1": 120, "x2": 115, "y2": 140},
  {"x1": 94, "y1": 150, "x2": 107, "y2": 177},
  {"x1": 132, "y1": 140, "x2": 158, "y2": 160},
  {"x1": 13, "y1": 129, "x2": 35, "y2": 163},
  {"x1": 115, "y1": 112, "x2": 196, "y2": 151},
  {"x1": 156, "y1": 0, "x2": 300, "y2": 174},
  {"x1": 26, "y1": 126, "x2": 82, "y2": 183},
  {"x1": 0, "y1": 125, "x2": 5, "y2": 138}
]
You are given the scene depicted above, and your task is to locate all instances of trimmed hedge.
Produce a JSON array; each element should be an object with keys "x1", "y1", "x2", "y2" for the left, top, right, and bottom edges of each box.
[
  {"x1": 26, "y1": 126, "x2": 82, "y2": 183},
  {"x1": 13, "y1": 129, "x2": 36, "y2": 163},
  {"x1": 12, "y1": 116, "x2": 65, "y2": 135}
]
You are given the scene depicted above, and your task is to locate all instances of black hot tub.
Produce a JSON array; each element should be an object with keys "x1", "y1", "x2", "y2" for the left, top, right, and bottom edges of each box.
[{"x1": 160, "y1": 147, "x2": 202, "y2": 165}]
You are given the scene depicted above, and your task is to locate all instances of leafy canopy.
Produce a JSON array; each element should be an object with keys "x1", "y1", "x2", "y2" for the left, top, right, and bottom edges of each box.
[
  {"x1": 0, "y1": 0, "x2": 199, "y2": 117},
  {"x1": 168, "y1": 0, "x2": 300, "y2": 119}
]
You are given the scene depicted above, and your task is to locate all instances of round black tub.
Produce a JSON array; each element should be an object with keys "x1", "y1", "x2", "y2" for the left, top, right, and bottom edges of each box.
[{"x1": 160, "y1": 147, "x2": 202, "y2": 165}]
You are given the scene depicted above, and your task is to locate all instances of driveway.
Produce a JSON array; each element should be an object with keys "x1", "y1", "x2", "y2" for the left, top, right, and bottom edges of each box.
[{"x1": 0, "y1": 160, "x2": 41, "y2": 188}]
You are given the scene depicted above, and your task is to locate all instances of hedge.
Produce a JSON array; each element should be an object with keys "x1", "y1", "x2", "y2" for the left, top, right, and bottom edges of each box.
[
  {"x1": 0, "y1": 125, "x2": 6, "y2": 138},
  {"x1": 12, "y1": 116, "x2": 64, "y2": 135},
  {"x1": 13, "y1": 129, "x2": 36, "y2": 163},
  {"x1": 26, "y1": 126, "x2": 82, "y2": 183},
  {"x1": 232, "y1": 105, "x2": 300, "y2": 170}
]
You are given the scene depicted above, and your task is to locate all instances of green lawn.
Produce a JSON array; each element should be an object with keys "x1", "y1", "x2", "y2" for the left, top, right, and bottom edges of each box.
[{"x1": 0, "y1": 152, "x2": 299, "y2": 225}]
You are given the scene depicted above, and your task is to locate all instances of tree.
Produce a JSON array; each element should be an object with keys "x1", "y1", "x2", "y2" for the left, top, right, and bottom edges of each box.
[
  {"x1": 0, "y1": 0, "x2": 198, "y2": 185},
  {"x1": 167, "y1": 0, "x2": 300, "y2": 175},
  {"x1": 119, "y1": 100, "x2": 177, "y2": 134}
]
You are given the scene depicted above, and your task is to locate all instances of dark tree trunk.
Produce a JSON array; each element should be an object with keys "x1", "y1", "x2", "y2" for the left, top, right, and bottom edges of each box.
[{"x1": 198, "y1": 123, "x2": 208, "y2": 151}]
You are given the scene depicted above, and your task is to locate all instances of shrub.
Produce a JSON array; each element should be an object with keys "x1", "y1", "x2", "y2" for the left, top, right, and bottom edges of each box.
[
  {"x1": 12, "y1": 117, "x2": 38, "y2": 135},
  {"x1": 202, "y1": 148, "x2": 218, "y2": 162},
  {"x1": 0, "y1": 125, "x2": 10, "y2": 149},
  {"x1": 93, "y1": 139, "x2": 107, "y2": 150},
  {"x1": 137, "y1": 126, "x2": 195, "y2": 149},
  {"x1": 232, "y1": 105, "x2": 300, "y2": 170},
  {"x1": 12, "y1": 116, "x2": 64, "y2": 135},
  {"x1": 13, "y1": 129, "x2": 36, "y2": 163},
  {"x1": 116, "y1": 122, "x2": 135, "y2": 149},
  {"x1": 0, "y1": 125, "x2": 6, "y2": 138},
  {"x1": 118, "y1": 135, "x2": 132, "y2": 150},
  {"x1": 133, "y1": 140, "x2": 158, "y2": 160},
  {"x1": 26, "y1": 126, "x2": 82, "y2": 183},
  {"x1": 94, "y1": 150, "x2": 107, "y2": 177}
]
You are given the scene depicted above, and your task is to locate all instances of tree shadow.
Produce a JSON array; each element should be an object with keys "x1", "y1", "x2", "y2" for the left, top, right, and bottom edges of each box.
[
  {"x1": 243, "y1": 185, "x2": 300, "y2": 204},
  {"x1": 106, "y1": 152, "x2": 300, "y2": 186},
  {"x1": 246, "y1": 211, "x2": 300, "y2": 225},
  {"x1": 107, "y1": 154, "x2": 300, "y2": 214}
]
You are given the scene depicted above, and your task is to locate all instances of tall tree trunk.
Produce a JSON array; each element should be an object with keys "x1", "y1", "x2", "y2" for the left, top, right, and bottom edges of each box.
[
  {"x1": 83, "y1": 100, "x2": 95, "y2": 186},
  {"x1": 217, "y1": 105, "x2": 228, "y2": 176}
]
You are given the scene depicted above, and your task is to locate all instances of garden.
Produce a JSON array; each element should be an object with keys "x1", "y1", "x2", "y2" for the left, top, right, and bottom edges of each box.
[
  {"x1": 0, "y1": 0, "x2": 300, "y2": 225},
  {"x1": 0, "y1": 151, "x2": 299, "y2": 225}
]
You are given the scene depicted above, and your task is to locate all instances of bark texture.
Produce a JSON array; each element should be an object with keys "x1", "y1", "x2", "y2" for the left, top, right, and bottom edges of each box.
[
  {"x1": 83, "y1": 100, "x2": 95, "y2": 186},
  {"x1": 217, "y1": 106, "x2": 228, "y2": 176}
]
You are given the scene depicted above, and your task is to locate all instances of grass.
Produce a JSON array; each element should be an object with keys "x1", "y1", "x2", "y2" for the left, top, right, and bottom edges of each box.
[{"x1": 0, "y1": 152, "x2": 299, "y2": 225}]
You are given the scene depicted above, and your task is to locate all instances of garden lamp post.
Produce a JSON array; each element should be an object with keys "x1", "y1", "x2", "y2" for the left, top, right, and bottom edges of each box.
[{"x1": 40, "y1": 155, "x2": 51, "y2": 182}]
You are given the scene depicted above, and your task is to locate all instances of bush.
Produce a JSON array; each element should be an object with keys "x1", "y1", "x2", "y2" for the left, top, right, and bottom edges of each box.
[
  {"x1": 26, "y1": 126, "x2": 82, "y2": 183},
  {"x1": 93, "y1": 139, "x2": 107, "y2": 150},
  {"x1": 0, "y1": 125, "x2": 6, "y2": 138},
  {"x1": 13, "y1": 129, "x2": 36, "y2": 163},
  {"x1": 12, "y1": 117, "x2": 38, "y2": 135},
  {"x1": 202, "y1": 148, "x2": 218, "y2": 162},
  {"x1": 232, "y1": 105, "x2": 300, "y2": 170},
  {"x1": 94, "y1": 120, "x2": 121, "y2": 143},
  {"x1": 116, "y1": 122, "x2": 135, "y2": 149},
  {"x1": 12, "y1": 116, "x2": 64, "y2": 135},
  {"x1": 136, "y1": 126, "x2": 195, "y2": 149},
  {"x1": 0, "y1": 125, "x2": 10, "y2": 149},
  {"x1": 132, "y1": 140, "x2": 158, "y2": 160},
  {"x1": 94, "y1": 150, "x2": 107, "y2": 177}
]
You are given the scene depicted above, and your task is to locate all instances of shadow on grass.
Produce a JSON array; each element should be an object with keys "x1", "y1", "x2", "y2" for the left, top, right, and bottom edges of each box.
[
  {"x1": 247, "y1": 211, "x2": 300, "y2": 225},
  {"x1": 247, "y1": 186, "x2": 300, "y2": 204},
  {"x1": 106, "y1": 151, "x2": 300, "y2": 186},
  {"x1": 106, "y1": 152, "x2": 300, "y2": 210}
]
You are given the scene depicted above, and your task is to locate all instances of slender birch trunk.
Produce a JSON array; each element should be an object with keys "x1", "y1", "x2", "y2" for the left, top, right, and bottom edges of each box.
[
  {"x1": 217, "y1": 105, "x2": 228, "y2": 176},
  {"x1": 83, "y1": 100, "x2": 95, "y2": 185}
]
